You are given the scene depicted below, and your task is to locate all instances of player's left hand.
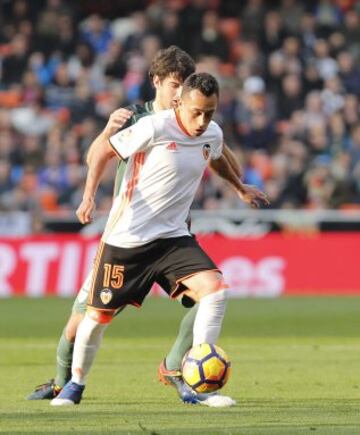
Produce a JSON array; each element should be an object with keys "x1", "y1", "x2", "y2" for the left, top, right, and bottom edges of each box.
[
  {"x1": 238, "y1": 184, "x2": 270, "y2": 209},
  {"x1": 76, "y1": 197, "x2": 96, "y2": 224}
]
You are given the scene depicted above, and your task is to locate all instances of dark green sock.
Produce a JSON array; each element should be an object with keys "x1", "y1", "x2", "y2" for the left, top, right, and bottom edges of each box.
[
  {"x1": 165, "y1": 305, "x2": 198, "y2": 371},
  {"x1": 54, "y1": 331, "x2": 74, "y2": 387}
]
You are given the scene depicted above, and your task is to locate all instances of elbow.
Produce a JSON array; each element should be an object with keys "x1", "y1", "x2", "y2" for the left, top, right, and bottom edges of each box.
[{"x1": 87, "y1": 145, "x2": 115, "y2": 167}]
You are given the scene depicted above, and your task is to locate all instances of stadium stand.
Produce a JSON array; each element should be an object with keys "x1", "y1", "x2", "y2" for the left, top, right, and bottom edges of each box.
[{"x1": 0, "y1": 0, "x2": 360, "y2": 224}]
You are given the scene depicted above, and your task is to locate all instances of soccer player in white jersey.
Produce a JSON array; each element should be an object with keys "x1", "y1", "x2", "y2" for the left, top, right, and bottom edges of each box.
[
  {"x1": 28, "y1": 46, "x2": 266, "y2": 408},
  {"x1": 51, "y1": 72, "x2": 268, "y2": 406}
]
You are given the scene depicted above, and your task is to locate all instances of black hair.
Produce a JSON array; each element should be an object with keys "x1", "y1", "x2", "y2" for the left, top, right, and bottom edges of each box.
[{"x1": 181, "y1": 72, "x2": 219, "y2": 97}]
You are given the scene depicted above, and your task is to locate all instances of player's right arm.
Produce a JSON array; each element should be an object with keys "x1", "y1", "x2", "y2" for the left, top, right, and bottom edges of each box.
[
  {"x1": 76, "y1": 115, "x2": 154, "y2": 224},
  {"x1": 108, "y1": 115, "x2": 154, "y2": 160},
  {"x1": 76, "y1": 109, "x2": 133, "y2": 224},
  {"x1": 76, "y1": 133, "x2": 116, "y2": 224}
]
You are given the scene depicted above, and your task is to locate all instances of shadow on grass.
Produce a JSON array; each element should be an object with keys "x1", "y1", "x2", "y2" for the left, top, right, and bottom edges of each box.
[{"x1": 1, "y1": 398, "x2": 360, "y2": 434}]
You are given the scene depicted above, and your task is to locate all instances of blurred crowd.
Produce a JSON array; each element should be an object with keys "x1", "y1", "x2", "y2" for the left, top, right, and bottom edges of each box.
[{"x1": 1, "y1": 0, "x2": 360, "y2": 218}]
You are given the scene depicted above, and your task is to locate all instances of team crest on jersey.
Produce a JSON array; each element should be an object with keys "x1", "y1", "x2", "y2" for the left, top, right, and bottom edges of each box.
[
  {"x1": 100, "y1": 288, "x2": 113, "y2": 305},
  {"x1": 202, "y1": 144, "x2": 211, "y2": 160}
]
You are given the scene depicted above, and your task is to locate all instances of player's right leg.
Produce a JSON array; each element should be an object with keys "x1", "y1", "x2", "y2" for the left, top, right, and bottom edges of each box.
[
  {"x1": 51, "y1": 308, "x2": 113, "y2": 406},
  {"x1": 51, "y1": 241, "x2": 156, "y2": 406},
  {"x1": 26, "y1": 272, "x2": 93, "y2": 400}
]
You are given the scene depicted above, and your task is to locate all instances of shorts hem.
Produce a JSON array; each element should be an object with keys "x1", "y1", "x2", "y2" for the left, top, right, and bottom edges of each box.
[
  {"x1": 170, "y1": 268, "x2": 222, "y2": 299},
  {"x1": 86, "y1": 305, "x2": 121, "y2": 312}
]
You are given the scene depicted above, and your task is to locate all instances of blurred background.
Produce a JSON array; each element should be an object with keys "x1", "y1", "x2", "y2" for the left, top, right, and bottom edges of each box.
[{"x1": 0, "y1": 0, "x2": 360, "y2": 297}]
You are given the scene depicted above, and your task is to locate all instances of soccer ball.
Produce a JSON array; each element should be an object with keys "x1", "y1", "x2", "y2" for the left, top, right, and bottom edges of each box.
[{"x1": 181, "y1": 343, "x2": 231, "y2": 393}]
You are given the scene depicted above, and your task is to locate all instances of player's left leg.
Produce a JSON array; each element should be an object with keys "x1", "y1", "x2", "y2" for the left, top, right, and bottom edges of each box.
[
  {"x1": 157, "y1": 236, "x2": 235, "y2": 407},
  {"x1": 162, "y1": 271, "x2": 235, "y2": 407},
  {"x1": 181, "y1": 271, "x2": 227, "y2": 346},
  {"x1": 163, "y1": 303, "x2": 197, "y2": 371},
  {"x1": 158, "y1": 304, "x2": 201, "y2": 404}
]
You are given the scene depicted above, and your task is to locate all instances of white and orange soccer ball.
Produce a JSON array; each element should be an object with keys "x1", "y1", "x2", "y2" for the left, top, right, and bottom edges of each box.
[{"x1": 181, "y1": 343, "x2": 231, "y2": 393}]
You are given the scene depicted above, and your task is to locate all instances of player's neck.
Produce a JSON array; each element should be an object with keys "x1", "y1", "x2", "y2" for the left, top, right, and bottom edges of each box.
[{"x1": 152, "y1": 99, "x2": 166, "y2": 113}]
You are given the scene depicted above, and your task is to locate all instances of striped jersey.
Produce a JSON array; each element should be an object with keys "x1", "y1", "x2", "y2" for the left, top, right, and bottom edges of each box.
[{"x1": 103, "y1": 109, "x2": 223, "y2": 248}]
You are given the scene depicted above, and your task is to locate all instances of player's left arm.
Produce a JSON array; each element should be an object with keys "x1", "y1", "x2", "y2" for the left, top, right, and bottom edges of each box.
[
  {"x1": 209, "y1": 154, "x2": 269, "y2": 208},
  {"x1": 221, "y1": 141, "x2": 242, "y2": 178}
]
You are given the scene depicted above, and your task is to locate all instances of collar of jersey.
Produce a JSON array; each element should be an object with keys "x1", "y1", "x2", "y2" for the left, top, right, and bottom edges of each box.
[
  {"x1": 145, "y1": 100, "x2": 154, "y2": 113},
  {"x1": 174, "y1": 109, "x2": 192, "y2": 137}
]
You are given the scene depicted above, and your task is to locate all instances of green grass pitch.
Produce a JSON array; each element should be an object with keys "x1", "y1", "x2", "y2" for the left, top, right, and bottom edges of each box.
[{"x1": 0, "y1": 296, "x2": 359, "y2": 434}]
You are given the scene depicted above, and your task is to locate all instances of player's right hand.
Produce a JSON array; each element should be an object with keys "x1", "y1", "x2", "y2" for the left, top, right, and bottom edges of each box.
[
  {"x1": 76, "y1": 197, "x2": 96, "y2": 224},
  {"x1": 104, "y1": 108, "x2": 133, "y2": 136}
]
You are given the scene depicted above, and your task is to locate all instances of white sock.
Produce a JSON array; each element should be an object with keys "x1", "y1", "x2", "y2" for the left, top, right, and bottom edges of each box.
[
  {"x1": 193, "y1": 289, "x2": 227, "y2": 346},
  {"x1": 71, "y1": 313, "x2": 108, "y2": 385}
]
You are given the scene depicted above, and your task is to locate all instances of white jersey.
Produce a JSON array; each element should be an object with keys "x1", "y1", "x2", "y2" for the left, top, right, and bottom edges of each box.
[{"x1": 103, "y1": 109, "x2": 223, "y2": 248}]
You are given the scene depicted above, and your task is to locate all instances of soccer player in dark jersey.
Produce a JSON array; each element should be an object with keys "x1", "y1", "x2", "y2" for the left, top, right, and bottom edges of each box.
[{"x1": 27, "y1": 46, "x2": 266, "y2": 407}]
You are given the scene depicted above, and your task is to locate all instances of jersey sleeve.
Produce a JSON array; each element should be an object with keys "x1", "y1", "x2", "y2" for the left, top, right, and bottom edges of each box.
[
  {"x1": 109, "y1": 116, "x2": 154, "y2": 159},
  {"x1": 210, "y1": 126, "x2": 224, "y2": 160}
]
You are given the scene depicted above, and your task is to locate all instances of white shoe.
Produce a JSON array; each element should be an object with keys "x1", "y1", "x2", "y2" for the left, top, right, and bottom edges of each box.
[
  {"x1": 50, "y1": 398, "x2": 76, "y2": 406},
  {"x1": 49, "y1": 381, "x2": 84, "y2": 406},
  {"x1": 198, "y1": 393, "x2": 236, "y2": 408}
]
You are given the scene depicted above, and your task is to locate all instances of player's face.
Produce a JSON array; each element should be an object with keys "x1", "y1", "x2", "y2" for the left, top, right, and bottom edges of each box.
[
  {"x1": 153, "y1": 74, "x2": 183, "y2": 110},
  {"x1": 178, "y1": 89, "x2": 218, "y2": 137}
]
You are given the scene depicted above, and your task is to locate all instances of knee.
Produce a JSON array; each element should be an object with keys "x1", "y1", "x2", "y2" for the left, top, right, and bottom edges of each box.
[
  {"x1": 64, "y1": 313, "x2": 84, "y2": 342},
  {"x1": 207, "y1": 275, "x2": 227, "y2": 294},
  {"x1": 196, "y1": 273, "x2": 228, "y2": 300},
  {"x1": 86, "y1": 307, "x2": 114, "y2": 324}
]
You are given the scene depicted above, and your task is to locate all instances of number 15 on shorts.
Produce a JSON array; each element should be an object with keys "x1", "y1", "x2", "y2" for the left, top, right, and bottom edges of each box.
[{"x1": 103, "y1": 263, "x2": 124, "y2": 289}]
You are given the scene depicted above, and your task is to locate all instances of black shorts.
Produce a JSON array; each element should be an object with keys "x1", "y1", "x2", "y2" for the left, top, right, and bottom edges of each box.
[{"x1": 87, "y1": 236, "x2": 220, "y2": 310}]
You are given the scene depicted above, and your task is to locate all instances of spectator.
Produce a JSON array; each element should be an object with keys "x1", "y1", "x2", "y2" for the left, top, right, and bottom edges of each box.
[
  {"x1": 179, "y1": 0, "x2": 207, "y2": 55},
  {"x1": 320, "y1": 75, "x2": 345, "y2": 116},
  {"x1": 313, "y1": 38, "x2": 338, "y2": 80},
  {"x1": 157, "y1": 10, "x2": 185, "y2": 48},
  {"x1": 242, "y1": 111, "x2": 277, "y2": 151},
  {"x1": 266, "y1": 52, "x2": 286, "y2": 97},
  {"x1": 0, "y1": 160, "x2": 13, "y2": 195},
  {"x1": 103, "y1": 41, "x2": 127, "y2": 80},
  {"x1": 277, "y1": 74, "x2": 304, "y2": 120},
  {"x1": 314, "y1": 0, "x2": 342, "y2": 37},
  {"x1": 194, "y1": 11, "x2": 230, "y2": 62},
  {"x1": 279, "y1": 0, "x2": 304, "y2": 34},
  {"x1": 81, "y1": 14, "x2": 113, "y2": 55},
  {"x1": 1, "y1": 33, "x2": 29, "y2": 84},
  {"x1": 260, "y1": 11, "x2": 287, "y2": 55},
  {"x1": 241, "y1": 0, "x2": 266, "y2": 40},
  {"x1": 337, "y1": 51, "x2": 360, "y2": 96},
  {"x1": 341, "y1": 9, "x2": 360, "y2": 62}
]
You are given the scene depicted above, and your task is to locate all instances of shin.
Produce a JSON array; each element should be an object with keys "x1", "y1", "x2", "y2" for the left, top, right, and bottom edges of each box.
[
  {"x1": 192, "y1": 288, "x2": 227, "y2": 346},
  {"x1": 71, "y1": 309, "x2": 113, "y2": 385}
]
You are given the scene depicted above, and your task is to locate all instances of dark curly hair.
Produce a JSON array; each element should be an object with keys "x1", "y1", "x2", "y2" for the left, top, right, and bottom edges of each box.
[{"x1": 148, "y1": 45, "x2": 195, "y2": 83}]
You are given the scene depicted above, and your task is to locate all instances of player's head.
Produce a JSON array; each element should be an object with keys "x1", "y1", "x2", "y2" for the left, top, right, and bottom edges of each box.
[
  {"x1": 177, "y1": 72, "x2": 219, "y2": 137},
  {"x1": 149, "y1": 45, "x2": 195, "y2": 110}
]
